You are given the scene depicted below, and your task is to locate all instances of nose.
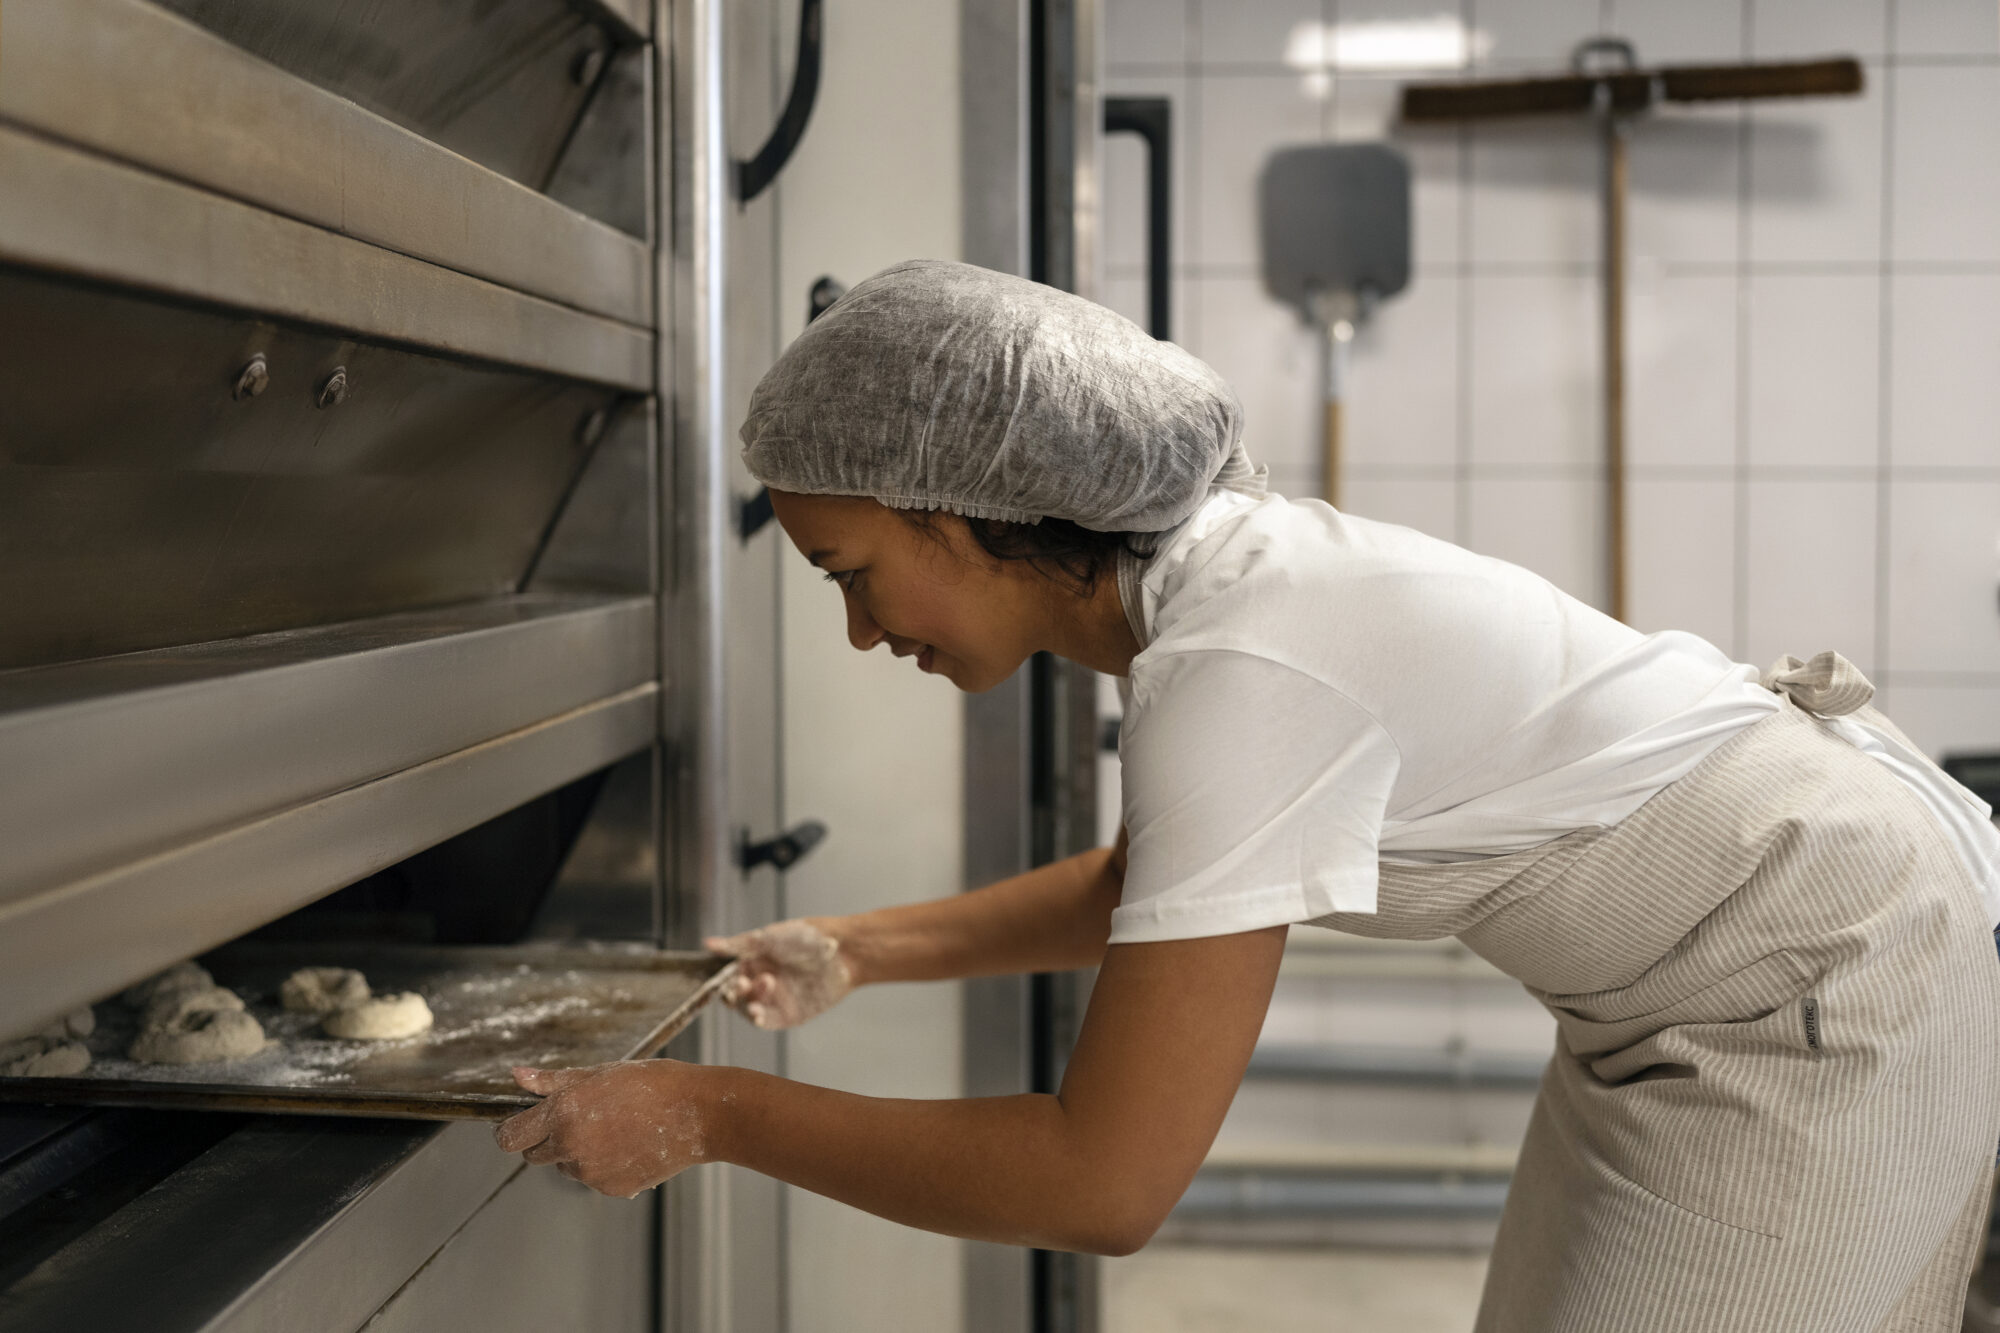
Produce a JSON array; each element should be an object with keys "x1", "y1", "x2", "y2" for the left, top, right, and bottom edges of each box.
[{"x1": 844, "y1": 591, "x2": 885, "y2": 652}]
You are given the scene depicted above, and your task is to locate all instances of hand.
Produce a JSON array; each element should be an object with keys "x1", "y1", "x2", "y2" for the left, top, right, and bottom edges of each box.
[
  {"x1": 494, "y1": 1062, "x2": 708, "y2": 1197},
  {"x1": 704, "y1": 919, "x2": 855, "y2": 1030}
]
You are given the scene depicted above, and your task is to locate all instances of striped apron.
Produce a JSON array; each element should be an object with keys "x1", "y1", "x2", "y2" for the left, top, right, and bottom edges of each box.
[{"x1": 1306, "y1": 652, "x2": 2000, "y2": 1332}]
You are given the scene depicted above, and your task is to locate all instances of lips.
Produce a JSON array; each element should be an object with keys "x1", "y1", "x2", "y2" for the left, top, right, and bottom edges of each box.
[{"x1": 917, "y1": 645, "x2": 935, "y2": 673}]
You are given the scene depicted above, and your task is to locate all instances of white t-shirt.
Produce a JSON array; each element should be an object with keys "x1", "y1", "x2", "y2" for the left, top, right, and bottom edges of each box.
[{"x1": 1108, "y1": 488, "x2": 2000, "y2": 945}]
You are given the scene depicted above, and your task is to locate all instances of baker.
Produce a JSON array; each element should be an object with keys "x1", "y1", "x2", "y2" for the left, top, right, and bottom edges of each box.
[{"x1": 497, "y1": 259, "x2": 2000, "y2": 1332}]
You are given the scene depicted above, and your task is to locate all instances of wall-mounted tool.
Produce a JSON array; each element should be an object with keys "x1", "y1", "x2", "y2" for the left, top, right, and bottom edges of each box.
[
  {"x1": 1400, "y1": 44, "x2": 1862, "y2": 623},
  {"x1": 738, "y1": 820, "x2": 828, "y2": 875},
  {"x1": 1104, "y1": 97, "x2": 1173, "y2": 341},
  {"x1": 741, "y1": 275, "x2": 847, "y2": 543},
  {"x1": 1258, "y1": 143, "x2": 1412, "y2": 511},
  {"x1": 736, "y1": 0, "x2": 824, "y2": 202},
  {"x1": 809, "y1": 275, "x2": 847, "y2": 323}
]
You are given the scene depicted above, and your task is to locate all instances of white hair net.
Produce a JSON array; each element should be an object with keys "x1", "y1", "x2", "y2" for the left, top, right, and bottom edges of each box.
[{"x1": 739, "y1": 259, "x2": 1265, "y2": 533}]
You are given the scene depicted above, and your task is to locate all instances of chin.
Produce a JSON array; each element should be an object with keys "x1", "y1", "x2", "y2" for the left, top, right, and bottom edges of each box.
[{"x1": 953, "y1": 656, "x2": 1029, "y2": 695}]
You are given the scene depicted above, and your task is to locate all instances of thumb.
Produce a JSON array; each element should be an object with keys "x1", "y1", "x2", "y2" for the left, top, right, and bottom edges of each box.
[
  {"x1": 512, "y1": 1065, "x2": 598, "y2": 1095},
  {"x1": 704, "y1": 930, "x2": 759, "y2": 958}
]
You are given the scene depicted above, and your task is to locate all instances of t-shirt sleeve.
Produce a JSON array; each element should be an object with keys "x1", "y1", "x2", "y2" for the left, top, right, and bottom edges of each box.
[{"x1": 1109, "y1": 649, "x2": 1400, "y2": 945}]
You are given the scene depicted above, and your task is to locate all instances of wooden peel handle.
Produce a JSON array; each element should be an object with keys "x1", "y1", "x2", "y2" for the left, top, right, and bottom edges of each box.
[{"x1": 1323, "y1": 399, "x2": 1342, "y2": 510}]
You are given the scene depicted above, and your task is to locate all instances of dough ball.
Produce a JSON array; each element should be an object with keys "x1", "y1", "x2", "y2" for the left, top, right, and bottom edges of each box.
[
  {"x1": 141, "y1": 985, "x2": 244, "y2": 1032},
  {"x1": 280, "y1": 967, "x2": 371, "y2": 1015},
  {"x1": 1, "y1": 1037, "x2": 90, "y2": 1078},
  {"x1": 323, "y1": 992, "x2": 432, "y2": 1040},
  {"x1": 121, "y1": 961, "x2": 214, "y2": 1008},
  {"x1": 0, "y1": 1037, "x2": 46, "y2": 1065},
  {"x1": 128, "y1": 1007, "x2": 265, "y2": 1065},
  {"x1": 37, "y1": 1007, "x2": 95, "y2": 1041}
]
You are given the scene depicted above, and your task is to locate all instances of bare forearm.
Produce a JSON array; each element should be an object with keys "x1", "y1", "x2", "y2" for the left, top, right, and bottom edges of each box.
[
  {"x1": 697, "y1": 1065, "x2": 1154, "y2": 1255},
  {"x1": 824, "y1": 842, "x2": 1123, "y2": 987}
]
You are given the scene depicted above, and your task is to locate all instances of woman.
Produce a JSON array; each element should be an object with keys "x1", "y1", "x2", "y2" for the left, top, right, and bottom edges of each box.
[{"x1": 497, "y1": 260, "x2": 2000, "y2": 1331}]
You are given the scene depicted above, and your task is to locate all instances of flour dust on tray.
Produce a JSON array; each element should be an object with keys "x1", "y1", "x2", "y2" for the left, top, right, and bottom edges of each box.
[
  {"x1": 323, "y1": 991, "x2": 433, "y2": 1040},
  {"x1": 280, "y1": 967, "x2": 370, "y2": 1015}
]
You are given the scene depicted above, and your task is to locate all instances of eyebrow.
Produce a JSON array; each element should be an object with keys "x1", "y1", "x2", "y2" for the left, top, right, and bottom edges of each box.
[{"x1": 806, "y1": 549, "x2": 835, "y2": 568}]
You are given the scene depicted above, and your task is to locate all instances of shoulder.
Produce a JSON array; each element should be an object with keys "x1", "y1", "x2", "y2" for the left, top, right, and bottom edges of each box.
[{"x1": 1146, "y1": 495, "x2": 1564, "y2": 673}]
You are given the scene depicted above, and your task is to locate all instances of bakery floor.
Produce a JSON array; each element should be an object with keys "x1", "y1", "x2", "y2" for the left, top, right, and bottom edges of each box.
[{"x1": 1103, "y1": 1244, "x2": 1489, "y2": 1332}]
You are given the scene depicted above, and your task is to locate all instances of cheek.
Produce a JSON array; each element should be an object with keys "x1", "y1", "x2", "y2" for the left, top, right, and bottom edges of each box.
[{"x1": 874, "y1": 580, "x2": 971, "y2": 647}]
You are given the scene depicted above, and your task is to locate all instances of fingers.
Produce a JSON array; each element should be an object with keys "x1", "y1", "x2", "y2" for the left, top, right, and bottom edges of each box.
[
  {"x1": 726, "y1": 973, "x2": 776, "y2": 1028},
  {"x1": 704, "y1": 929, "x2": 759, "y2": 958},
  {"x1": 522, "y1": 1139, "x2": 566, "y2": 1166},
  {"x1": 494, "y1": 1100, "x2": 552, "y2": 1153},
  {"x1": 512, "y1": 1065, "x2": 599, "y2": 1095}
]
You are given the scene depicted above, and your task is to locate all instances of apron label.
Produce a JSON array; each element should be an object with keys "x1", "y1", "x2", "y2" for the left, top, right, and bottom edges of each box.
[{"x1": 1802, "y1": 997, "x2": 1822, "y2": 1056}]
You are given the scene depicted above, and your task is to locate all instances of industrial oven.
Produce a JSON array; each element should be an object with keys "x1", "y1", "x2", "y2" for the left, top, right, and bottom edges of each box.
[{"x1": 0, "y1": 0, "x2": 794, "y2": 1326}]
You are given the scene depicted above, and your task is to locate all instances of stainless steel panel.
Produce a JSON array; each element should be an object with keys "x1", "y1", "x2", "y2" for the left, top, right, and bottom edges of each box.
[
  {"x1": 0, "y1": 127, "x2": 653, "y2": 390},
  {"x1": 961, "y1": 4, "x2": 1035, "y2": 1326},
  {"x1": 0, "y1": 0, "x2": 651, "y2": 326},
  {"x1": 587, "y1": 0, "x2": 652, "y2": 43},
  {"x1": 0, "y1": 1119, "x2": 513, "y2": 1333},
  {"x1": 0, "y1": 684, "x2": 657, "y2": 1040},
  {"x1": 0, "y1": 594, "x2": 654, "y2": 910},
  {"x1": 546, "y1": 43, "x2": 657, "y2": 244},
  {"x1": 526, "y1": 749, "x2": 662, "y2": 943},
  {"x1": 716, "y1": 0, "x2": 788, "y2": 1323},
  {"x1": 0, "y1": 267, "x2": 636, "y2": 668},
  {"x1": 358, "y1": 1164, "x2": 654, "y2": 1333},
  {"x1": 527, "y1": 407, "x2": 660, "y2": 597},
  {"x1": 661, "y1": 0, "x2": 734, "y2": 1323},
  {"x1": 961, "y1": 0, "x2": 1029, "y2": 275},
  {"x1": 963, "y1": 682, "x2": 1036, "y2": 1333},
  {"x1": 151, "y1": 0, "x2": 623, "y2": 204}
]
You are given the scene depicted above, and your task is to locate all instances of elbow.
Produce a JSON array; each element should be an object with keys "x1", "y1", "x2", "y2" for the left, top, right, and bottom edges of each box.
[
  {"x1": 1086, "y1": 1227, "x2": 1156, "y2": 1260},
  {"x1": 1067, "y1": 1198, "x2": 1169, "y2": 1258}
]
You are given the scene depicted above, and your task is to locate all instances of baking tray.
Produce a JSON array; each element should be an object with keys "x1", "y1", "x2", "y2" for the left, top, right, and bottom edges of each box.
[{"x1": 0, "y1": 943, "x2": 736, "y2": 1122}]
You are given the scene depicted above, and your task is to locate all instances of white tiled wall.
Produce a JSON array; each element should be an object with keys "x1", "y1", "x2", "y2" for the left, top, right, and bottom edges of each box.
[{"x1": 1100, "y1": 0, "x2": 2000, "y2": 761}]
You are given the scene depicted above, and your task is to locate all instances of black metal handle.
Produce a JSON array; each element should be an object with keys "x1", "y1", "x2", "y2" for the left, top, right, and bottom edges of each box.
[
  {"x1": 736, "y1": 0, "x2": 824, "y2": 202},
  {"x1": 740, "y1": 276, "x2": 847, "y2": 543},
  {"x1": 1103, "y1": 96, "x2": 1172, "y2": 341},
  {"x1": 739, "y1": 820, "x2": 828, "y2": 874},
  {"x1": 809, "y1": 275, "x2": 847, "y2": 322},
  {"x1": 738, "y1": 488, "x2": 777, "y2": 542}
]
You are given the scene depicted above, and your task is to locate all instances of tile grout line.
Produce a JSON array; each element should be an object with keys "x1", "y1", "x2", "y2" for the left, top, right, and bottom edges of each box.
[
  {"x1": 1183, "y1": 0, "x2": 1201, "y2": 360},
  {"x1": 1119, "y1": 259, "x2": 2000, "y2": 279},
  {"x1": 1733, "y1": 0, "x2": 1755, "y2": 663},
  {"x1": 1874, "y1": 0, "x2": 1900, "y2": 684},
  {"x1": 1455, "y1": 0, "x2": 1476, "y2": 549}
]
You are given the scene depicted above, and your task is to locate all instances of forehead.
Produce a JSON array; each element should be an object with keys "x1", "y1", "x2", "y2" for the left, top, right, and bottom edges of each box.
[{"x1": 767, "y1": 490, "x2": 896, "y2": 558}]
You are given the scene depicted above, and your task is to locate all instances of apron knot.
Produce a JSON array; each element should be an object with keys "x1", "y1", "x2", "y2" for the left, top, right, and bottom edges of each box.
[{"x1": 1761, "y1": 650, "x2": 1874, "y2": 717}]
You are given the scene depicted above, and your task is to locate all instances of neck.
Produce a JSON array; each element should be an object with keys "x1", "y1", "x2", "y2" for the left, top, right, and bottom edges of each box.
[{"x1": 1039, "y1": 568, "x2": 1141, "y2": 677}]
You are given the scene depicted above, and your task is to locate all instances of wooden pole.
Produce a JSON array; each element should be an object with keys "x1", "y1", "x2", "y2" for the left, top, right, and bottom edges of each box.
[
  {"x1": 1401, "y1": 49, "x2": 1861, "y2": 626},
  {"x1": 1324, "y1": 397, "x2": 1343, "y2": 509},
  {"x1": 1321, "y1": 317, "x2": 1350, "y2": 509}
]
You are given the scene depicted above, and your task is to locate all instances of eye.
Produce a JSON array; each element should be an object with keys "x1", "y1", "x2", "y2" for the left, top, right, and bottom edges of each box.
[{"x1": 822, "y1": 569, "x2": 859, "y2": 591}]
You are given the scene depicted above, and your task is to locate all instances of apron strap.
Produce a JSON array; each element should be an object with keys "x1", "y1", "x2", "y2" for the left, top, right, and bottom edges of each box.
[{"x1": 1761, "y1": 650, "x2": 1875, "y2": 717}]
